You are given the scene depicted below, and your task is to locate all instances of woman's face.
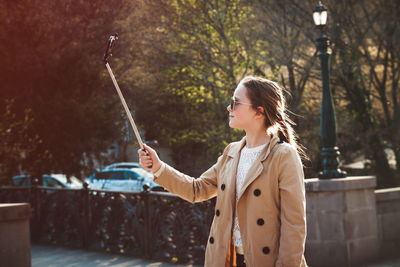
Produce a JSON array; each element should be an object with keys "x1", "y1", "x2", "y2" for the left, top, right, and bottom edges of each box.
[{"x1": 227, "y1": 84, "x2": 257, "y2": 130}]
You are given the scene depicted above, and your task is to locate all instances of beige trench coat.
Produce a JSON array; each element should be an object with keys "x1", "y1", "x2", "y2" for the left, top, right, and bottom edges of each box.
[{"x1": 154, "y1": 135, "x2": 308, "y2": 267}]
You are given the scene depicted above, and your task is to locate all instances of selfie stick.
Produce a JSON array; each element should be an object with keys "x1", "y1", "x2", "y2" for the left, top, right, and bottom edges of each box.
[{"x1": 103, "y1": 34, "x2": 150, "y2": 165}]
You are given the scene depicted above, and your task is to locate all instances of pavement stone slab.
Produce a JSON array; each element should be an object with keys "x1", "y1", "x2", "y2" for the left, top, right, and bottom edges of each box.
[{"x1": 32, "y1": 244, "x2": 201, "y2": 267}]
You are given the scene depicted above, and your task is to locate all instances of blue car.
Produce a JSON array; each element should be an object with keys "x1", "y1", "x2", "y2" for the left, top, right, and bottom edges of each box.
[{"x1": 85, "y1": 168, "x2": 164, "y2": 192}]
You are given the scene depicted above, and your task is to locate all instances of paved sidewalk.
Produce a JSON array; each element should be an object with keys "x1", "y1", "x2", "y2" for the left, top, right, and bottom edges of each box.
[
  {"x1": 32, "y1": 244, "x2": 202, "y2": 267},
  {"x1": 32, "y1": 244, "x2": 400, "y2": 267},
  {"x1": 364, "y1": 258, "x2": 400, "y2": 267}
]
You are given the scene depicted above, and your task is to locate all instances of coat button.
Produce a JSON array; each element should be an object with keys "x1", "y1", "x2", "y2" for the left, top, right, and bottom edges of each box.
[
  {"x1": 254, "y1": 189, "x2": 261, "y2": 196},
  {"x1": 209, "y1": 237, "x2": 214, "y2": 244},
  {"x1": 215, "y1": 209, "x2": 220, "y2": 216},
  {"x1": 257, "y1": 218, "x2": 264, "y2": 226},
  {"x1": 221, "y1": 184, "x2": 226, "y2": 191},
  {"x1": 262, "y1": 246, "x2": 270, "y2": 254}
]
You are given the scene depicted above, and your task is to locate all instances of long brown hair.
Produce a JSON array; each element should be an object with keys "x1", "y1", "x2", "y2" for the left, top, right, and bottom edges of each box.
[{"x1": 240, "y1": 76, "x2": 308, "y2": 161}]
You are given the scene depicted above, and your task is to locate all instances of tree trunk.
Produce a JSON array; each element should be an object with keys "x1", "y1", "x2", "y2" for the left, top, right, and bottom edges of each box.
[{"x1": 368, "y1": 132, "x2": 397, "y2": 188}]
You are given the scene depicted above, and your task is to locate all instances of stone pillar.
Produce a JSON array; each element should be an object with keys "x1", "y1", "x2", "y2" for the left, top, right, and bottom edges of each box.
[
  {"x1": 0, "y1": 203, "x2": 32, "y2": 267},
  {"x1": 304, "y1": 176, "x2": 378, "y2": 267},
  {"x1": 375, "y1": 187, "x2": 400, "y2": 258}
]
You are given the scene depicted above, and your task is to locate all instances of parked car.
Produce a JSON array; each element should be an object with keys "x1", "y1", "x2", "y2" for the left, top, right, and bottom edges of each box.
[
  {"x1": 85, "y1": 168, "x2": 164, "y2": 192},
  {"x1": 12, "y1": 174, "x2": 83, "y2": 189},
  {"x1": 104, "y1": 162, "x2": 142, "y2": 170},
  {"x1": 104, "y1": 162, "x2": 155, "y2": 178}
]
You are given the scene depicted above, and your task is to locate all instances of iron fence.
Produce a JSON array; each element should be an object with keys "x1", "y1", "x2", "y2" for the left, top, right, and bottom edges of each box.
[{"x1": 0, "y1": 185, "x2": 215, "y2": 265}]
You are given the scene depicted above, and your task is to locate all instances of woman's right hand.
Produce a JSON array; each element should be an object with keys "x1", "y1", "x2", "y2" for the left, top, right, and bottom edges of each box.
[{"x1": 138, "y1": 144, "x2": 162, "y2": 173}]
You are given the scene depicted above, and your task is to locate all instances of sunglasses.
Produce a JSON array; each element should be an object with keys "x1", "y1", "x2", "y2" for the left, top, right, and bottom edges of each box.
[{"x1": 230, "y1": 97, "x2": 252, "y2": 110}]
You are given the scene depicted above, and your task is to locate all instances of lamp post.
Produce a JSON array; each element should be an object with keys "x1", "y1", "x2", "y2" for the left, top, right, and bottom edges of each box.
[{"x1": 313, "y1": 2, "x2": 346, "y2": 179}]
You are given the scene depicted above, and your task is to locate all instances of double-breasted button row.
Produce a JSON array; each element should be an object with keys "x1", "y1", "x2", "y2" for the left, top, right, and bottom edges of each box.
[{"x1": 253, "y1": 188, "x2": 269, "y2": 255}]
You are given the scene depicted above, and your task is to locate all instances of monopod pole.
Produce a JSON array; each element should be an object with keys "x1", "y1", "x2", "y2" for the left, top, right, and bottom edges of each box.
[
  {"x1": 103, "y1": 34, "x2": 151, "y2": 166},
  {"x1": 104, "y1": 62, "x2": 144, "y2": 150}
]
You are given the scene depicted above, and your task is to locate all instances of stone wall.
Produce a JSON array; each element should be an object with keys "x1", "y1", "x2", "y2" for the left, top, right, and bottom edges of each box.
[
  {"x1": 0, "y1": 203, "x2": 31, "y2": 267},
  {"x1": 304, "y1": 176, "x2": 379, "y2": 267},
  {"x1": 375, "y1": 187, "x2": 400, "y2": 259}
]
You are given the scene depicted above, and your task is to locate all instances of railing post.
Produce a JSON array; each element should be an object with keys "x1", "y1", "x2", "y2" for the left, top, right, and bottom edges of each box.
[
  {"x1": 30, "y1": 178, "x2": 40, "y2": 241},
  {"x1": 81, "y1": 182, "x2": 90, "y2": 249},
  {"x1": 142, "y1": 190, "x2": 150, "y2": 259}
]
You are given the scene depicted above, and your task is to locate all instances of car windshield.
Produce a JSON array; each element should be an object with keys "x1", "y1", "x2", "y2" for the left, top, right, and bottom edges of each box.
[
  {"x1": 96, "y1": 171, "x2": 140, "y2": 180},
  {"x1": 43, "y1": 176, "x2": 64, "y2": 188},
  {"x1": 13, "y1": 176, "x2": 30, "y2": 186}
]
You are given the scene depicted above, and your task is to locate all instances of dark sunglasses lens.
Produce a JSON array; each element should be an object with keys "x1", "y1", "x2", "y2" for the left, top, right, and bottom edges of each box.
[{"x1": 230, "y1": 99, "x2": 234, "y2": 110}]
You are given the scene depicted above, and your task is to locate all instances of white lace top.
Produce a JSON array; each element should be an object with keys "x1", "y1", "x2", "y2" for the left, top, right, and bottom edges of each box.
[{"x1": 232, "y1": 143, "x2": 267, "y2": 251}]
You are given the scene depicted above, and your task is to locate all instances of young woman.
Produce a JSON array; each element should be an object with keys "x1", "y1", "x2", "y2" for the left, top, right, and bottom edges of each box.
[{"x1": 138, "y1": 76, "x2": 308, "y2": 267}]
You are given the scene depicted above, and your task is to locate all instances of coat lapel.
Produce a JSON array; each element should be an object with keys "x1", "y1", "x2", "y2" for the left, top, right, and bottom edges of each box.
[
  {"x1": 227, "y1": 136, "x2": 246, "y2": 159},
  {"x1": 226, "y1": 137, "x2": 246, "y2": 208},
  {"x1": 236, "y1": 135, "x2": 280, "y2": 202}
]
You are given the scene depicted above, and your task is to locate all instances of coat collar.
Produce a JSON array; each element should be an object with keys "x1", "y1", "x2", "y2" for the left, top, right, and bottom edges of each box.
[
  {"x1": 227, "y1": 133, "x2": 281, "y2": 202},
  {"x1": 227, "y1": 133, "x2": 281, "y2": 162}
]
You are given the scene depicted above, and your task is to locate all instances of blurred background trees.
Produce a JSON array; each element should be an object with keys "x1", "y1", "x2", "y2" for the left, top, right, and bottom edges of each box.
[
  {"x1": 0, "y1": 0, "x2": 129, "y2": 182},
  {"x1": 0, "y1": 0, "x2": 398, "y2": 187},
  {"x1": 329, "y1": 0, "x2": 399, "y2": 187}
]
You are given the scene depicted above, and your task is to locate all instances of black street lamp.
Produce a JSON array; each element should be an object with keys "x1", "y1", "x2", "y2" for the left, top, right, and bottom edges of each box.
[{"x1": 313, "y1": 2, "x2": 346, "y2": 179}]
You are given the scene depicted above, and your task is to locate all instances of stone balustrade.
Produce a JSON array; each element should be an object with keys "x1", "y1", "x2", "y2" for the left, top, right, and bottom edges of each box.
[
  {"x1": 375, "y1": 187, "x2": 400, "y2": 259},
  {"x1": 304, "y1": 176, "x2": 379, "y2": 266},
  {"x1": 0, "y1": 203, "x2": 32, "y2": 267},
  {"x1": 1, "y1": 178, "x2": 400, "y2": 266}
]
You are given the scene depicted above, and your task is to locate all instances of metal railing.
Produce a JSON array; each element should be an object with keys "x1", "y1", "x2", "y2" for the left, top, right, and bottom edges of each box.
[{"x1": 0, "y1": 185, "x2": 215, "y2": 265}]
